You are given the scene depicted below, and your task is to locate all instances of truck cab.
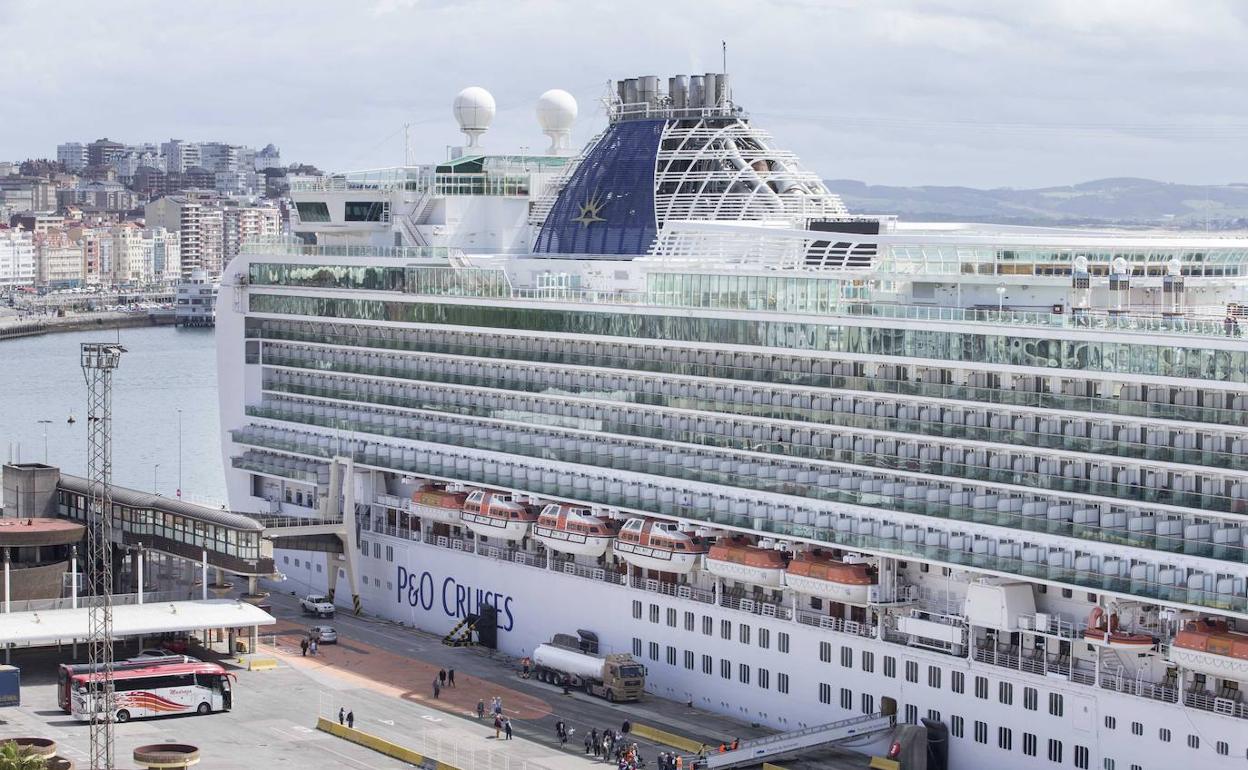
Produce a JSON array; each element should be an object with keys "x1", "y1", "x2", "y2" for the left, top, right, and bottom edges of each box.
[{"x1": 602, "y1": 654, "x2": 646, "y2": 701}]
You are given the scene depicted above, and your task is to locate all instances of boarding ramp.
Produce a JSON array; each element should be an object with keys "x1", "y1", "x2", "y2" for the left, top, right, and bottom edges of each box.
[{"x1": 700, "y1": 712, "x2": 895, "y2": 770}]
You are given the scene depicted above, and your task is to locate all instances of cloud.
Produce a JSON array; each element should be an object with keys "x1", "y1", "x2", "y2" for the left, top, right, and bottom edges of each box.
[{"x1": 0, "y1": 0, "x2": 1245, "y2": 187}]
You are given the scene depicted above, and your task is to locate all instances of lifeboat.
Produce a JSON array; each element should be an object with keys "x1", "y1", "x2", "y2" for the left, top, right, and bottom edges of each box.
[
  {"x1": 532, "y1": 504, "x2": 620, "y2": 557},
  {"x1": 783, "y1": 550, "x2": 876, "y2": 604},
  {"x1": 1168, "y1": 618, "x2": 1248, "y2": 678},
  {"x1": 459, "y1": 490, "x2": 537, "y2": 542},
  {"x1": 1082, "y1": 607, "x2": 1156, "y2": 650},
  {"x1": 409, "y1": 487, "x2": 468, "y2": 525},
  {"x1": 613, "y1": 518, "x2": 707, "y2": 574},
  {"x1": 704, "y1": 539, "x2": 788, "y2": 587}
]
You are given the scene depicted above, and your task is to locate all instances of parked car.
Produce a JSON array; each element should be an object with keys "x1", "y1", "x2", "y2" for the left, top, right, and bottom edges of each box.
[{"x1": 309, "y1": 626, "x2": 338, "y2": 644}]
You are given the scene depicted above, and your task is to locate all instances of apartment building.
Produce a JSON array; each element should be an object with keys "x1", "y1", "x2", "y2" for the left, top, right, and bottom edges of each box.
[
  {"x1": 0, "y1": 228, "x2": 37, "y2": 287},
  {"x1": 222, "y1": 204, "x2": 281, "y2": 266}
]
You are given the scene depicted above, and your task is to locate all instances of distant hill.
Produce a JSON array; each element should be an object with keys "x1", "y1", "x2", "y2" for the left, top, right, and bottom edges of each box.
[{"x1": 827, "y1": 177, "x2": 1248, "y2": 229}]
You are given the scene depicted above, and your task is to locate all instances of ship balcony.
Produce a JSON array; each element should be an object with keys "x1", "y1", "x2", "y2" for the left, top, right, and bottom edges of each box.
[{"x1": 251, "y1": 321, "x2": 1248, "y2": 430}]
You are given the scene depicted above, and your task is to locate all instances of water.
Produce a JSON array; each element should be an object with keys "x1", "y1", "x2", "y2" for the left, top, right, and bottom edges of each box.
[{"x1": 0, "y1": 326, "x2": 225, "y2": 503}]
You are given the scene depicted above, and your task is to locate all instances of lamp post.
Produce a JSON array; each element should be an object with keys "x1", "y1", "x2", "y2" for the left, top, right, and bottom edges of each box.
[{"x1": 36, "y1": 419, "x2": 52, "y2": 463}]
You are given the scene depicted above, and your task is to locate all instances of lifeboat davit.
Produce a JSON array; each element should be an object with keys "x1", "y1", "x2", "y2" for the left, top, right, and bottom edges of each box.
[
  {"x1": 459, "y1": 490, "x2": 537, "y2": 542},
  {"x1": 613, "y1": 518, "x2": 706, "y2": 574},
  {"x1": 1082, "y1": 607, "x2": 1156, "y2": 649},
  {"x1": 783, "y1": 550, "x2": 876, "y2": 604},
  {"x1": 1168, "y1": 618, "x2": 1248, "y2": 678},
  {"x1": 704, "y1": 539, "x2": 788, "y2": 587},
  {"x1": 410, "y1": 487, "x2": 468, "y2": 525},
  {"x1": 532, "y1": 504, "x2": 620, "y2": 557}
]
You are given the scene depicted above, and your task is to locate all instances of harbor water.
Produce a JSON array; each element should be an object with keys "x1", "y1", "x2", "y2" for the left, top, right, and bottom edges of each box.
[{"x1": 0, "y1": 326, "x2": 225, "y2": 503}]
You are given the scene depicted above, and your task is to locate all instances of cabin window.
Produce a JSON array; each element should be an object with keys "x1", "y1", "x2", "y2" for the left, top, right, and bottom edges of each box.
[
  {"x1": 1049, "y1": 692, "x2": 1063, "y2": 716},
  {"x1": 862, "y1": 651, "x2": 874, "y2": 673},
  {"x1": 684, "y1": 612, "x2": 695, "y2": 631},
  {"x1": 975, "y1": 676, "x2": 988, "y2": 699},
  {"x1": 702, "y1": 616, "x2": 713, "y2": 636},
  {"x1": 1023, "y1": 686, "x2": 1038, "y2": 710},
  {"x1": 1130, "y1": 722, "x2": 1142, "y2": 736},
  {"x1": 757, "y1": 668, "x2": 769, "y2": 689},
  {"x1": 649, "y1": 604, "x2": 659, "y2": 623},
  {"x1": 739, "y1": 624, "x2": 750, "y2": 645},
  {"x1": 1104, "y1": 716, "x2": 1115, "y2": 729},
  {"x1": 778, "y1": 632, "x2": 790, "y2": 653},
  {"x1": 683, "y1": 651, "x2": 693, "y2": 670},
  {"x1": 928, "y1": 666, "x2": 941, "y2": 689},
  {"x1": 632, "y1": 601, "x2": 642, "y2": 619},
  {"x1": 758, "y1": 628, "x2": 770, "y2": 649},
  {"x1": 951, "y1": 670, "x2": 965, "y2": 694},
  {"x1": 1104, "y1": 761, "x2": 1115, "y2": 770},
  {"x1": 1186, "y1": 735, "x2": 1198, "y2": 750},
  {"x1": 884, "y1": 656, "x2": 896, "y2": 678},
  {"x1": 739, "y1": 664, "x2": 750, "y2": 685},
  {"x1": 720, "y1": 659, "x2": 731, "y2": 680},
  {"x1": 1023, "y1": 733, "x2": 1037, "y2": 757},
  {"x1": 1048, "y1": 739, "x2": 1063, "y2": 764},
  {"x1": 862, "y1": 694, "x2": 874, "y2": 713},
  {"x1": 819, "y1": 642, "x2": 832, "y2": 663},
  {"x1": 927, "y1": 709, "x2": 941, "y2": 723},
  {"x1": 904, "y1": 704, "x2": 918, "y2": 724},
  {"x1": 951, "y1": 715, "x2": 964, "y2": 738},
  {"x1": 905, "y1": 661, "x2": 918, "y2": 683},
  {"x1": 648, "y1": 642, "x2": 659, "y2": 661},
  {"x1": 998, "y1": 727, "x2": 1012, "y2": 751},
  {"x1": 973, "y1": 720, "x2": 987, "y2": 744},
  {"x1": 702, "y1": 655, "x2": 713, "y2": 675},
  {"x1": 840, "y1": 687, "x2": 852, "y2": 710},
  {"x1": 632, "y1": 638, "x2": 642, "y2": 656},
  {"x1": 666, "y1": 646, "x2": 676, "y2": 666},
  {"x1": 841, "y1": 646, "x2": 853, "y2": 669},
  {"x1": 721, "y1": 620, "x2": 732, "y2": 640},
  {"x1": 999, "y1": 681, "x2": 1013, "y2": 705},
  {"x1": 1075, "y1": 745, "x2": 1090, "y2": 769},
  {"x1": 778, "y1": 673, "x2": 789, "y2": 694},
  {"x1": 1216, "y1": 741, "x2": 1228, "y2": 756},
  {"x1": 666, "y1": 608, "x2": 677, "y2": 627},
  {"x1": 1159, "y1": 728, "x2": 1171, "y2": 743},
  {"x1": 819, "y1": 683, "x2": 831, "y2": 704}
]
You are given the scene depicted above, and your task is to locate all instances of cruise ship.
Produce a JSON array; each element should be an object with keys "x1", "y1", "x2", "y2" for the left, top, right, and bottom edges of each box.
[{"x1": 217, "y1": 73, "x2": 1248, "y2": 770}]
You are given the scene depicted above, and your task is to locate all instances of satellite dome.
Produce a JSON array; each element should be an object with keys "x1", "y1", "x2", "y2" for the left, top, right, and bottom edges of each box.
[
  {"x1": 1111, "y1": 257, "x2": 1130, "y2": 276},
  {"x1": 536, "y1": 89, "x2": 577, "y2": 154},
  {"x1": 453, "y1": 86, "x2": 495, "y2": 147},
  {"x1": 536, "y1": 89, "x2": 577, "y2": 131},
  {"x1": 1073, "y1": 255, "x2": 1089, "y2": 273}
]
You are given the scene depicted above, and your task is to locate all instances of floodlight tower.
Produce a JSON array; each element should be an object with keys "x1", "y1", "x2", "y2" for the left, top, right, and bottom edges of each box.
[{"x1": 81, "y1": 341, "x2": 125, "y2": 770}]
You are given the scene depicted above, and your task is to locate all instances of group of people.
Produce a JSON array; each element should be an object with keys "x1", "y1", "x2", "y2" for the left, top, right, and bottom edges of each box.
[
  {"x1": 575, "y1": 720, "x2": 653, "y2": 768},
  {"x1": 299, "y1": 634, "x2": 319, "y2": 656},
  {"x1": 336, "y1": 707, "x2": 355, "y2": 728},
  {"x1": 476, "y1": 696, "x2": 512, "y2": 740},
  {"x1": 1225, "y1": 314, "x2": 1242, "y2": 337},
  {"x1": 432, "y1": 667, "x2": 456, "y2": 698}
]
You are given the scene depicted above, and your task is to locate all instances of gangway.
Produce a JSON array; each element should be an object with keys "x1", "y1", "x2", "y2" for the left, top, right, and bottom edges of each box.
[{"x1": 698, "y1": 712, "x2": 895, "y2": 769}]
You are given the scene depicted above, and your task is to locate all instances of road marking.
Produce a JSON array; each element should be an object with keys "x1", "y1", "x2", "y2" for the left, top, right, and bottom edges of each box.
[
  {"x1": 379, "y1": 719, "x2": 396, "y2": 726},
  {"x1": 421, "y1": 714, "x2": 443, "y2": 723}
]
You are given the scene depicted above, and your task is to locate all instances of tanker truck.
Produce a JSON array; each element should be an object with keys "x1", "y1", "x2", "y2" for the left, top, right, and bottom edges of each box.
[{"x1": 532, "y1": 638, "x2": 646, "y2": 702}]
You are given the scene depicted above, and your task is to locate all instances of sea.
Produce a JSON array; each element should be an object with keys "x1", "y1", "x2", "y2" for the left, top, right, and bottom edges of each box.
[{"x1": 0, "y1": 326, "x2": 225, "y2": 504}]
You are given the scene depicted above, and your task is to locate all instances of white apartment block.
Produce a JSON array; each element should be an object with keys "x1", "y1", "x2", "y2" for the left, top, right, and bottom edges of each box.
[
  {"x1": 0, "y1": 229, "x2": 37, "y2": 287},
  {"x1": 223, "y1": 205, "x2": 281, "y2": 265},
  {"x1": 160, "y1": 140, "x2": 201, "y2": 173},
  {"x1": 146, "y1": 227, "x2": 181, "y2": 282},
  {"x1": 35, "y1": 233, "x2": 85, "y2": 286},
  {"x1": 56, "y1": 142, "x2": 88, "y2": 171},
  {"x1": 145, "y1": 196, "x2": 223, "y2": 278}
]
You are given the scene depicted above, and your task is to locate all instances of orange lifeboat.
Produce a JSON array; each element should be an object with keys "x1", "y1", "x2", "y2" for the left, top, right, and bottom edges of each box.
[
  {"x1": 613, "y1": 518, "x2": 707, "y2": 574},
  {"x1": 459, "y1": 490, "x2": 537, "y2": 542},
  {"x1": 1082, "y1": 607, "x2": 1156, "y2": 650},
  {"x1": 783, "y1": 550, "x2": 876, "y2": 605},
  {"x1": 1169, "y1": 618, "x2": 1248, "y2": 678},
  {"x1": 705, "y1": 539, "x2": 788, "y2": 587},
  {"x1": 532, "y1": 504, "x2": 620, "y2": 557},
  {"x1": 409, "y1": 487, "x2": 468, "y2": 525}
]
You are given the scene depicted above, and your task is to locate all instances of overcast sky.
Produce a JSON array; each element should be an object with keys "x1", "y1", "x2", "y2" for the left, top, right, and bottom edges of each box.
[{"x1": 2, "y1": 0, "x2": 1246, "y2": 188}]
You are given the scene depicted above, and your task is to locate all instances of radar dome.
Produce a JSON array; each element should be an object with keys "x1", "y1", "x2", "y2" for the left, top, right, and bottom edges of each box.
[
  {"x1": 453, "y1": 86, "x2": 495, "y2": 147},
  {"x1": 1073, "y1": 255, "x2": 1089, "y2": 273},
  {"x1": 537, "y1": 89, "x2": 577, "y2": 154}
]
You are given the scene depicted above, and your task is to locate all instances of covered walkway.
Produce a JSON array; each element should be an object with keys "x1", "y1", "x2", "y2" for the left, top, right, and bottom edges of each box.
[{"x1": 0, "y1": 598, "x2": 275, "y2": 646}]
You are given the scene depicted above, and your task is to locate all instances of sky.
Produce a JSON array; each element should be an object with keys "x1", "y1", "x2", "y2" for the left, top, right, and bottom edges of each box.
[{"x1": 1, "y1": 0, "x2": 1246, "y2": 188}]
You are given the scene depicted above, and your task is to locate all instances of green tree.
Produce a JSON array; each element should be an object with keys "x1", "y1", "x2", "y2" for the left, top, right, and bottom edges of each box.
[{"x1": 0, "y1": 741, "x2": 47, "y2": 770}]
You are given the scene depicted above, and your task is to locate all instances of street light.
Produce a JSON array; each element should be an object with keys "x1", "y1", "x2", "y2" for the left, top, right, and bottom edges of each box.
[{"x1": 36, "y1": 419, "x2": 52, "y2": 464}]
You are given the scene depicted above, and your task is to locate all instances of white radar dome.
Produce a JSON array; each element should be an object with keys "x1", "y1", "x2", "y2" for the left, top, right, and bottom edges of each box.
[
  {"x1": 453, "y1": 86, "x2": 495, "y2": 147},
  {"x1": 1073, "y1": 255, "x2": 1089, "y2": 273},
  {"x1": 536, "y1": 89, "x2": 577, "y2": 154}
]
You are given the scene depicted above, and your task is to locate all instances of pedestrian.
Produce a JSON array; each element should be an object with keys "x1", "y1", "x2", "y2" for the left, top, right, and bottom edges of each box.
[
  {"x1": 448, "y1": 668, "x2": 456, "y2": 687},
  {"x1": 521, "y1": 656, "x2": 531, "y2": 679},
  {"x1": 438, "y1": 668, "x2": 447, "y2": 687},
  {"x1": 433, "y1": 678, "x2": 441, "y2": 699},
  {"x1": 585, "y1": 731, "x2": 593, "y2": 755},
  {"x1": 730, "y1": 738, "x2": 739, "y2": 751},
  {"x1": 555, "y1": 720, "x2": 565, "y2": 743},
  {"x1": 477, "y1": 699, "x2": 486, "y2": 720},
  {"x1": 300, "y1": 638, "x2": 308, "y2": 657},
  {"x1": 675, "y1": 754, "x2": 683, "y2": 770},
  {"x1": 493, "y1": 696, "x2": 503, "y2": 716},
  {"x1": 591, "y1": 729, "x2": 600, "y2": 758},
  {"x1": 346, "y1": 710, "x2": 354, "y2": 729},
  {"x1": 338, "y1": 706, "x2": 345, "y2": 725},
  {"x1": 494, "y1": 714, "x2": 502, "y2": 740},
  {"x1": 310, "y1": 638, "x2": 319, "y2": 656},
  {"x1": 621, "y1": 719, "x2": 631, "y2": 735},
  {"x1": 504, "y1": 718, "x2": 513, "y2": 740}
]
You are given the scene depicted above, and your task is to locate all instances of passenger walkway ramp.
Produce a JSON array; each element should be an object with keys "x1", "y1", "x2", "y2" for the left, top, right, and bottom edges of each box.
[{"x1": 700, "y1": 712, "x2": 895, "y2": 770}]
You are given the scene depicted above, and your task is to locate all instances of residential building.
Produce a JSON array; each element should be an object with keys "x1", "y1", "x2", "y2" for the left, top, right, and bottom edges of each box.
[
  {"x1": 11, "y1": 213, "x2": 65, "y2": 234},
  {"x1": 108, "y1": 224, "x2": 152, "y2": 284},
  {"x1": 34, "y1": 230, "x2": 85, "y2": 287},
  {"x1": 0, "y1": 177, "x2": 56, "y2": 215},
  {"x1": 86, "y1": 138, "x2": 126, "y2": 168},
  {"x1": 200, "y1": 142, "x2": 239, "y2": 173},
  {"x1": 161, "y1": 140, "x2": 201, "y2": 173},
  {"x1": 145, "y1": 195, "x2": 223, "y2": 278},
  {"x1": 146, "y1": 227, "x2": 181, "y2": 282},
  {"x1": 199, "y1": 205, "x2": 224, "y2": 276},
  {"x1": 56, "y1": 181, "x2": 139, "y2": 212},
  {"x1": 254, "y1": 143, "x2": 282, "y2": 171},
  {"x1": 222, "y1": 204, "x2": 281, "y2": 266},
  {"x1": 57, "y1": 142, "x2": 88, "y2": 171},
  {"x1": 0, "y1": 228, "x2": 36, "y2": 287}
]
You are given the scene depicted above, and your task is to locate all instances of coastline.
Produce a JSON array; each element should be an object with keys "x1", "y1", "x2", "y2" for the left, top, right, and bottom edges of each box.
[{"x1": 0, "y1": 311, "x2": 180, "y2": 341}]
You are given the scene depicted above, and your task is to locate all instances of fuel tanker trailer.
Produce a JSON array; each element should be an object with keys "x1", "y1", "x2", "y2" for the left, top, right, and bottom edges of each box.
[{"x1": 532, "y1": 635, "x2": 646, "y2": 702}]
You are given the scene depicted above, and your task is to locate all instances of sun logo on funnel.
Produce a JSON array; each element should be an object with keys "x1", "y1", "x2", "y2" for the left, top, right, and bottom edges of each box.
[{"x1": 572, "y1": 192, "x2": 607, "y2": 226}]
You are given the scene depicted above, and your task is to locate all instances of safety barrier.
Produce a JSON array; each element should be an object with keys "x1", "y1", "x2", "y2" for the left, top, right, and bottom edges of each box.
[
  {"x1": 315, "y1": 717, "x2": 461, "y2": 770},
  {"x1": 631, "y1": 722, "x2": 706, "y2": 754},
  {"x1": 244, "y1": 657, "x2": 278, "y2": 671}
]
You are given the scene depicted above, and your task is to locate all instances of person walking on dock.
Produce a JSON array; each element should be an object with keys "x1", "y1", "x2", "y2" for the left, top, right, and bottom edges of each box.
[
  {"x1": 591, "y1": 729, "x2": 600, "y2": 758},
  {"x1": 338, "y1": 707, "x2": 345, "y2": 725},
  {"x1": 477, "y1": 699, "x2": 485, "y2": 720},
  {"x1": 300, "y1": 638, "x2": 308, "y2": 657},
  {"x1": 494, "y1": 714, "x2": 502, "y2": 740},
  {"x1": 504, "y1": 718, "x2": 514, "y2": 740},
  {"x1": 346, "y1": 710, "x2": 354, "y2": 729},
  {"x1": 433, "y1": 678, "x2": 441, "y2": 699},
  {"x1": 438, "y1": 669, "x2": 447, "y2": 687},
  {"x1": 448, "y1": 668, "x2": 456, "y2": 687}
]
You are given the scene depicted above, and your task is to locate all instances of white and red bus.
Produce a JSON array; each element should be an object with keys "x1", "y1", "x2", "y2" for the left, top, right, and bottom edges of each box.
[
  {"x1": 70, "y1": 661, "x2": 234, "y2": 723},
  {"x1": 57, "y1": 656, "x2": 195, "y2": 712}
]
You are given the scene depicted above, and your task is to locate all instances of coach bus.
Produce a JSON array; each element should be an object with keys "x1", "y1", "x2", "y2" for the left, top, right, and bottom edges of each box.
[
  {"x1": 57, "y1": 656, "x2": 196, "y2": 712},
  {"x1": 70, "y1": 661, "x2": 234, "y2": 723}
]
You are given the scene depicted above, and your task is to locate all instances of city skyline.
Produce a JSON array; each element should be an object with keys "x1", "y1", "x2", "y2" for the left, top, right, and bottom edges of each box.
[{"x1": 0, "y1": 0, "x2": 1246, "y2": 188}]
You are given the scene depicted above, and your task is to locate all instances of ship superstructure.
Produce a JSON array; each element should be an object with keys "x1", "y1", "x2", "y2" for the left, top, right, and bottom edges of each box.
[{"x1": 219, "y1": 74, "x2": 1248, "y2": 770}]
